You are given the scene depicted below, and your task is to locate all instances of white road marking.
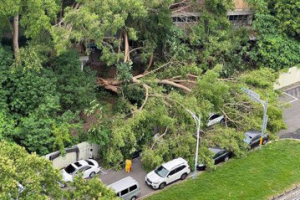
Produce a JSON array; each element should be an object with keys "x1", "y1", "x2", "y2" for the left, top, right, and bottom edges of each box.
[{"x1": 283, "y1": 92, "x2": 298, "y2": 104}]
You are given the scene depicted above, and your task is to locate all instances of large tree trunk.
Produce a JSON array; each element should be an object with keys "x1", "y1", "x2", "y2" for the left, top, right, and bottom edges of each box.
[
  {"x1": 123, "y1": 28, "x2": 130, "y2": 63},
  {"x1": 13, "y1": 15, "x2": 20, "y2": 65}
]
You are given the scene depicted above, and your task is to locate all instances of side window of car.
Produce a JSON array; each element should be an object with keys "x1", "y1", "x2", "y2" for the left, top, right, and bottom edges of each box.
[
  {"x1": 215, "y1": 151, "x2": 224, "y2": 158},
  {"x1": 77, "y1": 166, "x2": 89, "y2": 174},
  {"x1": 177, "y1": 165, "x2": 186, "y2": 173},
  {"x1": 168, "y1": 168, "x2": 177, "y2": 176},
  {"x1": 210, "y1": 114, "x2": 220, "y2": 120},
  {"x1": 120, "y1": 189, "x2": 129, "y2": 196},
  {"x1": 85, "y1": 166, "x2": 91, "y2": 170},
  {"x1": 253, "y1": 135, "x2": 260, "y2": 141},
  {"x1": 129, "y1": 185, "x2": 137, "y2": 192}
]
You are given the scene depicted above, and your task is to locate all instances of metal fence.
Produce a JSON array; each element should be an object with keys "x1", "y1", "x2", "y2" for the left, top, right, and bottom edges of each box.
[{"x1": 44, "y1": 142, "x2": 100, "y2": 169}]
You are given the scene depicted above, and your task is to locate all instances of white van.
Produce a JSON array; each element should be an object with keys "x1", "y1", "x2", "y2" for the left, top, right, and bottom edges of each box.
[{"x1": 108, "y1": 176, "x2": 141, "y2": 200}]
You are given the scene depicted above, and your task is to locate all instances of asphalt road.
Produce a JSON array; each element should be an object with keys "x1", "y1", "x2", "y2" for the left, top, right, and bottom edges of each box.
[
  {"x1": 278, "y1": 85, "x2": 300, "y2": 139},
  {"x1": 99, "y1": 159, "x2": 155, "y2": 198}
]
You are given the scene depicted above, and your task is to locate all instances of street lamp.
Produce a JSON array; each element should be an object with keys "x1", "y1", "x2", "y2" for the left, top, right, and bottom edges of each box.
[{"x1": 187, "y1": 109, "x2": 201, "y2": 179}]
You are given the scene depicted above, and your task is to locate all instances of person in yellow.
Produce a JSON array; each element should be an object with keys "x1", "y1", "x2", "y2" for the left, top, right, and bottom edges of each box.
[{"x1": 125, "y1": 159, "x2": 132, "y2": 173}]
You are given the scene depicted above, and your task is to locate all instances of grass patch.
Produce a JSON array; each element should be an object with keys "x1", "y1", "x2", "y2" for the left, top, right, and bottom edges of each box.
[{"x1": 146, "y1": 140, "x2": 300, "y2": 200}]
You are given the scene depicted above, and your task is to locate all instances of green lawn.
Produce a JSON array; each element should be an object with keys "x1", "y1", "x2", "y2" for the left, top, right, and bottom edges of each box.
[{"x1": 146, "y1": 140, "x2": 300, "y2": 200}]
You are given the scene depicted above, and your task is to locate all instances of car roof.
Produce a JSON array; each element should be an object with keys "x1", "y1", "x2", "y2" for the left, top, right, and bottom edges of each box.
[
  {"x1": 208, "y1": 147, "x2": 224, "y2": 154},
  {"x1": 78, "y1": 160, "x2": 88, "y2": 166},
  {"x1": 108, "y1": 176, "x2": 138, "y2": 192},
  {"x1": 245, "y1": 130, "x2": 262, "y2": 138},
  {"x1": 162, "y1": 157, "x2": 187, "y2": 170}
]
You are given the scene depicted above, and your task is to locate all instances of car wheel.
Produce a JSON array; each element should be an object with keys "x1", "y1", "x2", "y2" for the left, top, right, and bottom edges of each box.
[
  {"x1": 131, "y1": 196, "x2": 137, "y2": 200},
  {"x1": 181, "y1": 173, "x2": 188, "y2": 180},
  {"x1": 159, "y1": 182, "x2": 166, "y2": 189},
  {"x1": 224, "y1": 156, "x2": 229, "y2": 162},
  {"x1": 89, "y1": 172, "x2": 96, "y2": 178},
  {"x1": 263, "y1": 140, "x2": 267, "y2": 145}
]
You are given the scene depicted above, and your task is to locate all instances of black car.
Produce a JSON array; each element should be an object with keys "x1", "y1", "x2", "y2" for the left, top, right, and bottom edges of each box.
[
  {"x1": 197, "y1": 147, "x2": 232, "y2": 170},
  {"x1": 243, "y1": 130, "x2": 269, "y2": 149}
]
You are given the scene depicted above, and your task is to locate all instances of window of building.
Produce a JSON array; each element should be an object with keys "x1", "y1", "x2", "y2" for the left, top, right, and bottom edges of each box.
[
  {"x1": 227, "y1": 14, "x2": 252, "y2": 26},
  {"x1": 172, "y1": 16, "x2": 200, "y2": 23}
]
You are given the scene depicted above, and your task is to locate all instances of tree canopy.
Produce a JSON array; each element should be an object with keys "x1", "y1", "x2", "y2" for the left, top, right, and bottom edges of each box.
[
  {"x1": 0, "y1": 0, "x2": 296, "y2": 193},
  {"x1": 0, "y1": 140, "x2": 118, "y2": 200}
]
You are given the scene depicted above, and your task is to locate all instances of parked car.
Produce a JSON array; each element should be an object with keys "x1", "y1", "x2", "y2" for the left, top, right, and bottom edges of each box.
[
  {"x1": 197, "y1": 147, "x2": 232, "y2": 170},
  {"x1": 108, "y1": 176, "x2": 141, "y2": 200},
  {"x1": 207, "y1": 113, "x2": 225, "y2": 127},
  {"x1": 145, "y1": 157, "x2": 190, "y2": 190},
  {"x1": 244, "y1": 130, "x2": 269, "y2": 149},
  {"x1": 61, "y1": 159, "x2": 101, "y2": 184}
]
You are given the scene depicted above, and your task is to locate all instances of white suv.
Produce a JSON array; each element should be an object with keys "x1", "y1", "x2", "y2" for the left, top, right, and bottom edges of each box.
[{"x1": 145, "y1": 157, "x2": 190, "y2": 189}]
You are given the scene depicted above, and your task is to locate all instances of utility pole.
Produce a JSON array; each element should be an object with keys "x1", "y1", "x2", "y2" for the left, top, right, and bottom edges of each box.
[{"x1": 187, "y1": 109, "x2": 201, "y2": 179}]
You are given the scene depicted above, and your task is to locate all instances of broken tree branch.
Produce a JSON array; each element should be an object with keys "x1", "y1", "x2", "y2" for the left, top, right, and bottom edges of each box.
[
  {"x1": 144, "y1": 54, "x2": 154, "y2": 73},
  {"x1": 139, "y1": 84, "x2": 150, "y2": 111},
  {"x1": 151, "y1": 127, "x2": 169, "y2": 149},
  {"x1": 158, "y1": 79, "x2": 192, "y2": 93}
]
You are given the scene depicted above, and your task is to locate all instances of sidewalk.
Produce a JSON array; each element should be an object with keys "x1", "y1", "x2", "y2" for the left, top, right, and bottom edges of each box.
[{"x1": 271, "y1": 185, "x2": 300, "y2": 200}]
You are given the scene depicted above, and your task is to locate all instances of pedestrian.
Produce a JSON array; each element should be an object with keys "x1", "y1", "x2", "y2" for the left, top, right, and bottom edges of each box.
[
  {"x1": 89, "y1": 149, "x2": 94, "y2": 159},
  {"x1": 125, "y1": 159, "x2": 132, "y2": 173}
]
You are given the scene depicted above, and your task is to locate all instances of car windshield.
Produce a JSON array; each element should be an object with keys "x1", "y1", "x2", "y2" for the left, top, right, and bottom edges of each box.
[
  {"x1": 244, "y1": 136, "x2": 252, "y2": 144},
  {"x1": 65, "y1": 164, "x2": 76, "y2": 174},
  {"x1": 154, "y1": 166, "x2": 169, "y2": 178}
]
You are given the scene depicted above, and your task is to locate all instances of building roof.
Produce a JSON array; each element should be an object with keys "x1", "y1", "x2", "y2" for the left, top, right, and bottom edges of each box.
[
  {"x1": 108, "y1": 176, "x2": 138, "y2": 192},
  {"x1": 162, "y1": 157, "x2": 187, "y2": 170}
]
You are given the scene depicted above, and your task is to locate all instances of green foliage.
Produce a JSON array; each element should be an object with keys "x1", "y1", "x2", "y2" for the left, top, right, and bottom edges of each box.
[
  {"x1": 250, "y1": 35, "x2": 300, "y2": 70},
  {"x1": 0, "y1": 140, "x2": 64, "y2": 199},
  {"x1": 194, "y1": 65, "x2": 230, "y2": 111},
  {"x1": 164, "y1": 27, "x2": 196, "y2": 61},
  {"x1": 67, "y1": 176, "x2": 119, "y2": 200},
  {"x1": 248, "y1": 0, "x2": 300, "y2": 70},
  {"x1": 53, "y1": 51, "x2": 97, "y2": 111},
  {"x1": 0, "y1": 141, "x2": 117, "y2": 200},
  {"x1": 204, "y1": 0, "x2": 234, "y2": 15},
  {"x1": 0, "y1": 0, "x2": 60, "y2": 40},
  {"x1": 116, "y1": 62, "x2": 133, "y2": 83},
  {"x1": 240, "y1": 68, "x2": 278, "y2": 88},
  {"x1": 122, "y1": 84, "x2": 145, "y2": 106},
  {"x1": 51, "y1": 0, "x2": 147, "y2": 57},
  {"x1": 0, "y1": 0, "x2": 289, "y2": 176},
  {"x1": 113, "y1": 98, "x2": 132, "y2": 114},
  {"x1": 5, "y1": 69, "x2": 59, "y2": 117},
  {"x1": 189, "y1": 10, "x2": 250, "y2": 74},
  {"x1": 268, "y1": 0, "x2": 300, "y2": 38},
  {"x1": 0, "y1": 49, "x2": 96, "y2": 155}
]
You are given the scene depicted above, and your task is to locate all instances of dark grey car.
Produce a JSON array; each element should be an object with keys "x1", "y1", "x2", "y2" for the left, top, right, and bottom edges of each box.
[
  {"x1": 197, "y1": 147, "x2": 232, "y2": 170},
  {"x1": 244, "y1": 130, "x2": 269, "y2": 149}
]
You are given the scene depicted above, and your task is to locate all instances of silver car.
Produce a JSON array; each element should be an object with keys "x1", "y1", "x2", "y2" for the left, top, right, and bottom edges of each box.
[{"x1": 108, "y1": 176, "x2": 140, "y2": 200}]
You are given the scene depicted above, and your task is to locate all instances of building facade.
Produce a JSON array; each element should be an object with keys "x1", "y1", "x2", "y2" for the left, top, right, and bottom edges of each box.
[{"x1": 171, "y1": 0, "x2": 253, "y2": 29}]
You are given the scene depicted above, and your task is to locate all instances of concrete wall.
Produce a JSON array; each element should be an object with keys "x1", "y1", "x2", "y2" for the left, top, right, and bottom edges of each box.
[
  {"x1": 77, "y1": 142, "x2": 100, "y2": 160},
  {"x1": 274, "y1": 67, "x2": 300, "y2": 90},
  {"x1": 44, "y1": 142, "x2": 100, "y2": 169}
]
